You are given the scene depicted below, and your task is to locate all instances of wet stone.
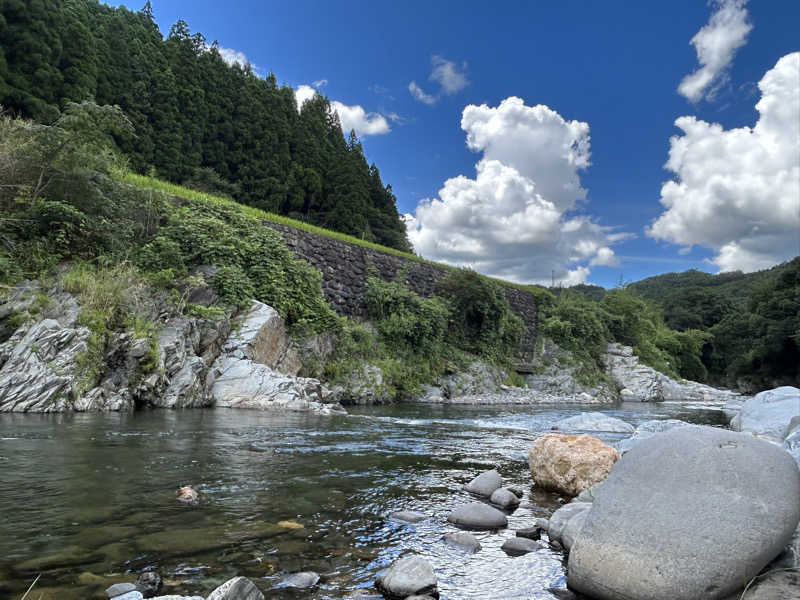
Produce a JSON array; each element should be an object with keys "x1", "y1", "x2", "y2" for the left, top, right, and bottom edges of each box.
[
  {"x1": 442, "y1": 531, "x2": 482, "y2": 553},
  {"x1": 107, "y1": 583, "x2": 137, "y2": 598},
  {"x1": 279, "y1": 571, "x2": 320, "y2": 588},
  {"x1": 389, "y1": 510, "x2": 427, "y2": 524},
  {"x1": 501, "y1": 537, "x2": 542, "y2": 556},
  {"x1": 447, "y1": 502, "x2": 508, "y2": 530},
  {"x1": 516, "y1": 526, "x2": 543, "y2": 540}
]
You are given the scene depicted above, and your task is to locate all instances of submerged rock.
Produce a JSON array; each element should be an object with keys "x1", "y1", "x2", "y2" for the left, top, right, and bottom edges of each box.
[
  {"x1": 442, "y1": 531, "x2": 481, "y2": 553},
  {"x1": 389, "y1": 510, "x2": 427, "y2": 524},
  {"x1": 515, "y1": 526, "x2": 543, "y2": 540},
  {"x1": 279, "y1": 571, "x2": 320, "y2": 588},
  {"x1": 375, "y1": 556, "x2": 438, "y2": 599},
  {"x1": 551, "y1": 412, "x2": 634, "y2": 434},
  {"x1": 176, "y1": 487, "x2": 199, "y2": 504},
  {"x1": 135, "y1": 572, "x2": 162, "y2": 598},
  {"x1": 567, "y1": 427, "x2": 800, "y2": 600},
  {"x1": 464, "y1": 469, "x2": 503, "y2": 497},
  {"x1": 528, "y1": 434, "x2": 618, "y2": 496},
  {"x1": 447, "y1": 502, "x2": 508, "y2": 530}
]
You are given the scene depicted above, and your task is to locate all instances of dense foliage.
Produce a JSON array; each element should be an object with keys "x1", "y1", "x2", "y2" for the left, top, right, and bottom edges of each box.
[
  {"x1": 0, "y1": 0, "x2": 411, "y2": 251},
  {"x1": 0, "y1": 104, "x2": 337, "y2": 333}
]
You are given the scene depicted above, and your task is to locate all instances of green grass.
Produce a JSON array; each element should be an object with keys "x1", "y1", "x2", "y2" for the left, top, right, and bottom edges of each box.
[{"x1": 120, "y1": 172, "x2": 537, "y2": 294}]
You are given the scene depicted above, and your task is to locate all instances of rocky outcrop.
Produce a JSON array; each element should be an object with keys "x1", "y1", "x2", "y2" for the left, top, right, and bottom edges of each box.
[
  {"x1": 567, "y1": 427, "x2": 800, "y2": 600},
  {"x1": 604, "y1": 343, "x2": 747, "y2": 403},
  {"x1": 331, "y1": 364, "x2": 391, "y2": 405},
  {"x1": 0, "y1": 280, "x2": 344, "y2": 415},
  {"x1": 524, "y1": 339, "x2": 617, "y2": 402},
  {"x1": 528, "y1": 434, "x2": 619, "y2": 496},
  {"x1": 416, "y1": 385, "x2": 606, "y2": 405}
]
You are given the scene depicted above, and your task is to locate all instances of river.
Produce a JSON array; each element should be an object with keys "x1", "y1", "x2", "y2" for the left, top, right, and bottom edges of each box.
[{"x1": 0, "y1": 402, "x2": 726, "y2": 599}]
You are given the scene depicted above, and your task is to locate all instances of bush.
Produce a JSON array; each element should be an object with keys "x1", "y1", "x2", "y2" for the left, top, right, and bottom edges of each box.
[{"x1": 436, "y1": 269, "x2": 523, "y2": 362}]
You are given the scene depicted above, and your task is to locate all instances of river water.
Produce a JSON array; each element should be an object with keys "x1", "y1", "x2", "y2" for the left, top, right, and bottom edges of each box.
[{"x1": 0, "y1": 402, "x2": 726, "y2": 600}]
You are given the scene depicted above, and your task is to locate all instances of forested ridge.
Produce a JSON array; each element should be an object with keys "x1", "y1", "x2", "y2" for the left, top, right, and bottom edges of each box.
[{"x1": 0, "y1": 0, "x2": 412, "y2": 252}]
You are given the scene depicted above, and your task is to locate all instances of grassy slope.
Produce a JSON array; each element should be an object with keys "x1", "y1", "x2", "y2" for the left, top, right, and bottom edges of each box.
[{"x1": 122, "y1": 172, "x2": 537, "y2": 294}]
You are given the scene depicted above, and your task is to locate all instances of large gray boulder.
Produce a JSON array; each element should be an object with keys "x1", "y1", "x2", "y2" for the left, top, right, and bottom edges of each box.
[
  {"x1": 375, "y1": 556, "x2": 438, "y2": 599},
  {"x1": 615, "y1": 419, "x2": 694, "y2": 455},
  {"x1": 547, "y1": 502, "x2": 591, "y2": 552},
  {"x1": 447, "y1": 502, "x2": 508, "y2": 530},
  {"x1": 568, "y1": 427, "x2": 800, "y2": 600},
  {"x1": 222, "y1": 301, "x2": 301, "y2": 375},
  {"x1": 732, "y1": 386, "x2": 800, "y2": 440},
  {"x1": 552, "y1": 412, "x2": 634, "y2": 434}
]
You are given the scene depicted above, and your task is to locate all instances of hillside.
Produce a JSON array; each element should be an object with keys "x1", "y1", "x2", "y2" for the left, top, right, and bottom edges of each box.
[{"x1": 0, "y1": 0, "x2": 411, "y2": 251}]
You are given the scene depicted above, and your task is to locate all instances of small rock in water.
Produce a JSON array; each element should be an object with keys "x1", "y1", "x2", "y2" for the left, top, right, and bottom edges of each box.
[
  {"x1": 135, "y1": 572, "x2": 161, "y2": 598},
  {"x1": 207, "y1": 576, "x2": 264, "y2": 600},
  {"x1": 389, "y1": 510, "x2": 427, "y2": 524},
  {"x1": 464, "y1": 469, "x2": 503, "y2": 497},
  {"x1": 489, "y1": 487, "x2": 520, "y2": 509},
  {"x1": 515, "y1": 526, "x2": 543, "y2": 540},
  {"x1": 375, "y1": 555, "x2": 438, "y2": 599},
  {"x1": 501, "y1": 537, "x2": 542, "y2": 556},
  {"x1": 106, "y1": 583, "x2": 137, "y2": 598},
  {"x1": 442, "y1": 531, "x2": 481, "y2": 553},
  {"x1": 447, "y1": 502, "x2": 508, "y2": 530},
  {"x1": 277, "y1": 520, "x2": 304, "y2": 529},
  {"x1": 279, "y1": 571, "x2": 320, "y2": 588},
  {"x1": 176, "y1": 486, "x2": 199, "y2": 504}
]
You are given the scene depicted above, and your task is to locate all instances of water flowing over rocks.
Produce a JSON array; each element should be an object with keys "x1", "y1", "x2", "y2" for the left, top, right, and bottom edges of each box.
[
  {"x1": 567, "y1": 426, "x2": 800, "y2": 600},
  {"x1": 375, "y1": 556, "x2": 438, "y2": 599},
  {"x1": 604, "y1": 343, "x2": 748, "y2": 403},
  {"x1": 528, "y1": 434, "x2": 619, "y2": 496}
]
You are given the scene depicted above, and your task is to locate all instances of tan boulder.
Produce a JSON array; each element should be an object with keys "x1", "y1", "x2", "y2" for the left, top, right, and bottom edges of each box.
[{"x1": 528, "y1": 433, "x2": 619, "y2": 496}]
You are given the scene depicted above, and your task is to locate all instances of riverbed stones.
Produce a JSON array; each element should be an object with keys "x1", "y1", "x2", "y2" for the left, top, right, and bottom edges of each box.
[
  {"x1": 375, "y1": 556, "x2": 438, "y2": 599},
  {"x1": 135, "y1": 572, "x2": 162, "y2": 598},
  {"x1": 501, "y1": 537, "x2": 541, "y2": 556},
  {"x1": 447, "y1": 502, "x2": 508, "y2": 530},
  {"x1": 551, "y1": 412, "x2": 634, "y2": 434},
  {"x1": 732, "y1": 385, "x2": 800, "y2": 440},
  {"x1": 567, "y1": 427, "x2": 800, "y2": 600},
  {"x1": 442, "y1": 531, "x2": 481, "y2": 553},
  {"x1": 389, "y1": 510, "x2": 427, "y2": 524},
  {"x1": 206, "y1": 576, "x2": 264, "y2": 600},
  {"x1": 515, "y1": 526, "x2": 543, "y2": 540},
  {"x1": 464, "y1": 469, "x2": 503, "y2": 497},
  {"x1": 528, "y1": 434, "x2": 618, "y2": 496},
  {"x1": 489, "y1": 487, "x2": 520, "y2": 508}
]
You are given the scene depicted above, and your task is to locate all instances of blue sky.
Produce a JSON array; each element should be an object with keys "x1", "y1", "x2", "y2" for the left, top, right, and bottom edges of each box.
[{"x1": 115, "y1": 0, "x2": 799, "y2": 287}]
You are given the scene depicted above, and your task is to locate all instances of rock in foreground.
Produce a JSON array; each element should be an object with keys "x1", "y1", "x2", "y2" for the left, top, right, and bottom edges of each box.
[
  {"x1": 528, "y1": 434, "x2": 618, "y2": 496},
  {"x1": 206, "y1": 576, "x2": 264, "y2": 600},
  {"x1": 568, "y1": 427, "x2": 800, "y2": 600},
  {"x1": 375, "y1": 556, "x2": 438, "y2": 599}
]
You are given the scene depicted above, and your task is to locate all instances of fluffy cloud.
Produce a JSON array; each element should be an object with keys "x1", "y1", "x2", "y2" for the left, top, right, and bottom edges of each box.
[
  {"x1": 409, "y1": 55, "x2": 469, "y2": 105},
  {"x1": 678, "y1": 0, "x2": 752, "y2": 102},
  {"x1": 649, "y1": 52, "x2": 800, "y2": 272},
  {"x1": 406, "y1": 97, "x2": 628, "y2": 285},
  {"x1": 295, "y1": 84, "x2": 390, "y2": 137}
]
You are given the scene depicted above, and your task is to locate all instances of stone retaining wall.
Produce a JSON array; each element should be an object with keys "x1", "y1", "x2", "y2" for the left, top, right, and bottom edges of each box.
[{"x1": 264, "y1": 222, "x2": 538, "y2": 359}]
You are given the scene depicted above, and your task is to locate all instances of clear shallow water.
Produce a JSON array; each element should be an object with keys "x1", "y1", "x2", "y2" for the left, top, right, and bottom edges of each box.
[{"x1": 0, "y1": 403, "x2": 727, "y2": 599}]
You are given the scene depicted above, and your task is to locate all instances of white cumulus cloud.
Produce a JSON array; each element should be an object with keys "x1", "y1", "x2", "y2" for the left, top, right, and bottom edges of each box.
[
  {"x1": 217, "y1": 46, "x2": 249, "y2": 67},
  {"x1": 649, "y1": 52, "x2": 800, "y2": 272},
  {"x1": 295, "y1": 84, "x2": 391, "y2": 137},
  {"x1": 678, "y1": 0, "x2": 752, "y2": 102},
  {"x1": 406, "y1": 97, "x2": 629, "y2": 285}
]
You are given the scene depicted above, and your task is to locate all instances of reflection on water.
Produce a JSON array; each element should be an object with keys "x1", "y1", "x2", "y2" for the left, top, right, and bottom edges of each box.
[{"x1": 0, "y1": 403, "x2": 726, "y2": 599}]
